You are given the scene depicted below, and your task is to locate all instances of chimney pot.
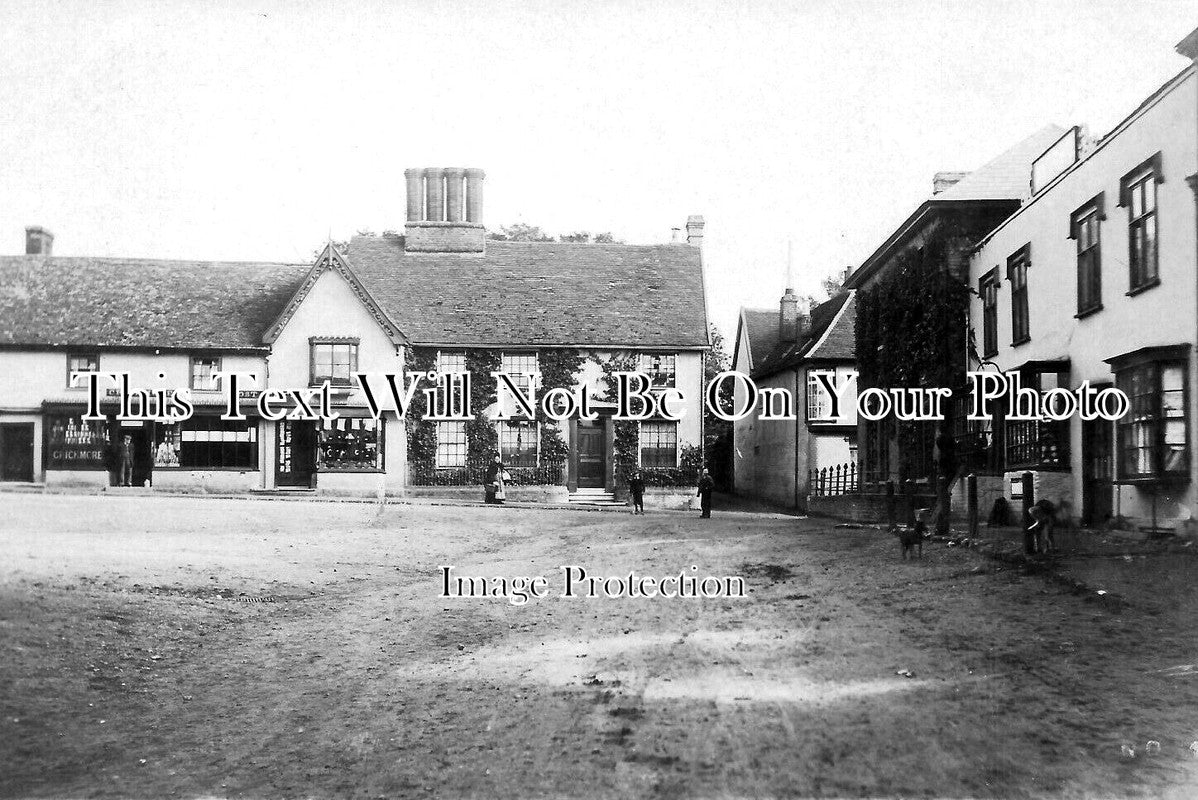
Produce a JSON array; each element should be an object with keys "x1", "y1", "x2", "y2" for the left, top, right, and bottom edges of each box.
[
  {"x1": 465, "y1": 168, "x2": 485, "y2": 223},
  {"x1": 443, "y1": 167, "x2": 466, "y2": 223},
  {"x1": 404, "y1": 168, "x2": 424, "y2": 221},
  {"x1": 25, "y1": 226, "x2": 53, "y2": 255},
  {"x1": 424, "y1": 168, "x2": 446, "y2": 222}
]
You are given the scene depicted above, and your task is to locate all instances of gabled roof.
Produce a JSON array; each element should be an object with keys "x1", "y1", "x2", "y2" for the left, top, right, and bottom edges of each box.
[
  {"x1": 347, "y1": 235, "x2": 709, "y2": 348},
  {"x1": 733, "y1": 307, "x2": 779, "y2": 372},
  {"x1": 0, "y1": 255, "x2": 308, "y2": 350},
  {"x1": 846, "y1": 125, "x2": 1067, "y2": 289},
  {"x1": 264, "y1": 243, "x2": 407, "y2": 345},
  {"x1": 752, "y1": 291, "x2": 855, "y2": 380}
]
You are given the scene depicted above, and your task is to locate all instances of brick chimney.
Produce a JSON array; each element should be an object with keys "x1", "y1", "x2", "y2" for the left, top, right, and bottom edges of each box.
[
  {"x1": 404, "y1": 167, "x2": 486, "y2": 253},
  {"x1": 933, "y1": 171, "x2": 969, "y2": 194},
  {"x1": 779, "y1": 288, "x2": 801, "y2": 342},
  {"x1": 25, "y1": 226, "x2": 53, "y2": 255},
  {"x1": 685, "y1": 215, "x2": 704, "y2": 247}
]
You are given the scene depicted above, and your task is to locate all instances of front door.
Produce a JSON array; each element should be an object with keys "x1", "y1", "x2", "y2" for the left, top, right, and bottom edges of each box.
[
  {"x1": 1082, "y1": 415, "x2": 1114, "y2": 527},
  {"x1": 0, "y1": 424, "x2": 35, "y2": 482},
  {"x1": 577, "y1": 420, "x2": 606, "y2": 488},
  {"x1": 277, "y1": 421, "x2": 318, "y2": 487}
]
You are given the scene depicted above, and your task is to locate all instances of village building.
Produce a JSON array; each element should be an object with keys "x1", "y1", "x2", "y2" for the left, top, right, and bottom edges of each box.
[
  {"x1": 0, "y1": 168, "x2": 709, "y2": 503},
  {"x1": 838, "y1": 125, "x2": 1070, "y2": 520},
  {"x1": 730, "y1": 282, "x2": 857, "y2": 510},
  {"x1": 965, "y1": 37, "x2": 1198, "y2": 529}
]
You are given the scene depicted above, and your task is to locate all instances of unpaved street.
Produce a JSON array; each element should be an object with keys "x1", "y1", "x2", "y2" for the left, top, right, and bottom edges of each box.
[{"x1": 2, "y1": 495, "x2": 1198, "y2": 798}]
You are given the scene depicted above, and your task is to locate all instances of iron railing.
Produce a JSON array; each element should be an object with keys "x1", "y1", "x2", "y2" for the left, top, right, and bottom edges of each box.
[
  {"x1": 808, "y1": 462, "x2": 860, "y2": 498},
  {"x1": 408, "y1": 458, "x2": 566, "y2": 486}
]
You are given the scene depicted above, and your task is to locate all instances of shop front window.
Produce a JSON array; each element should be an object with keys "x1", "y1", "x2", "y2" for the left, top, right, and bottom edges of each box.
[
  {"x1": 45, "y1": 414, "x2": 109, "y2": 469},
  {"x1": 319, "y1": 418, "x2": 383, "y2": 470},
  {"x1": 1115, "y1": 356, "x2": 1188, "y2": 481},
  {"x1": 155, "y1": 417, "x2": 257, "y2": 469}
]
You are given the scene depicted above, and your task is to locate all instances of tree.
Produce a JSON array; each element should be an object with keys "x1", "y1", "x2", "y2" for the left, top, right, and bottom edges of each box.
[
  {"x1": 488, "y1": 223, "x2": 554, "y2": 242},
  {"x1": 704, "y1": 323, "x2": 735, "y2": 489},
  {"x1": 489, "y1": 224, "x2": 624, "y2": 244}
]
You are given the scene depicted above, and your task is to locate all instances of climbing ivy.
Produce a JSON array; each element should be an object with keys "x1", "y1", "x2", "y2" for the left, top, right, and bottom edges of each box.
[
  {"x1": 405, "y1": 346, "x2": 583, "y2": 466},
  {"x1": 855, "y1": 234, "x2": 969, "y2": 392},
  {"x1": 597, "y1": 352, "x2": 643, "y2": 481}
]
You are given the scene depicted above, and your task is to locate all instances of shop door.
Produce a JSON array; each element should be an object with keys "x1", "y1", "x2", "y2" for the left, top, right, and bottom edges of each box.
[
  {"x1": 1082, "y1": 415, "x2": 1114, "y2": 527},
  {"x1": 116, "y1": 424, "x2": 154, "y2": 486},
  {"x1": 576, "y1": 420, "x2": 606, "y2": 488},
  {"x1": 277, "y1": 421, "x2": 317, "y2": 487},
  {"x1": 0, "y1": 424, "x2": 35, "y2": 482}
]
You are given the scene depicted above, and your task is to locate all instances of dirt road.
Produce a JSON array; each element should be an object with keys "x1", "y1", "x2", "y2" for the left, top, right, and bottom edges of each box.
[{"x1": 2, "y1": 494, "x2": 1197, "y2": 798}]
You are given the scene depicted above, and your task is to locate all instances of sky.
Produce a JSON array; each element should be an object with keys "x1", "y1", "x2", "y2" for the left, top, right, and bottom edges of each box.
[{"x1": 1, "y1": 0, "x2": 1195, "y2": 347}]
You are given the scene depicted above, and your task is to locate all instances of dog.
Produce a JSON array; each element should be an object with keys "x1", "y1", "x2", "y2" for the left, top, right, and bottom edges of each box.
[{"x1": 896, "y1": 508, "x2": 931, "y2": 559}]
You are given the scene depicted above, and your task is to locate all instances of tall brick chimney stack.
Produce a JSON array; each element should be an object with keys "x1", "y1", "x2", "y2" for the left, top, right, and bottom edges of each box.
[
  {"x1": 25, "y1": 226, "x2": 53, "y2": 255},
  {"x1": 685, "y1": 215, "x2": 704, "y2": 247},
  {"x1": 404, "y1": 167, "x2": 487, "y2": 253},
  {"x1": 779, "y1": 239, "x2": 804, "y2": 342},
  {"x1": 779, "y1": 288, "x2": 800, "y2": 342}
]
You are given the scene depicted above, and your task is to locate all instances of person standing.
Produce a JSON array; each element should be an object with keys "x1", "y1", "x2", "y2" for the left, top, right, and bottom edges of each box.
[
  {"x1": 627, "y1": 471, "x2": 645, "y2": 515},
  {"x1": 119, "y1": 434, "x2": 134, "y2": 487},
  {"x1": 696, "y1": 468, "x2": 715, "y2": 518},
  {"x1": 484, "y1": 454, "x2": 506, "y2": 504}
]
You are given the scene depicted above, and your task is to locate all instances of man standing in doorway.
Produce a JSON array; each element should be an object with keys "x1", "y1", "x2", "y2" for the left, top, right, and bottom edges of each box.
[
  {"x1": 119, "y1": 434, "x2": 134, "y2": 487},
  {"x1": 697, "y1": 469, "x2": 715, "y2": 518}
]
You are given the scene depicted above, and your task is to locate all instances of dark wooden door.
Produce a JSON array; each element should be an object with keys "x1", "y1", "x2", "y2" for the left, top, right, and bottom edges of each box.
[
  {"x1": 577, "y1": 421, "x2": 606, "y2": 488},
  {"x1": 277, "y1": 421, "x2": 317, "y2": 487},
  {"x1": 0, "y1": 424, "x2": 35, "y2": 482},
  {"x1": 1082, "y1": 416, "x2": 1114, "y2": 526}
]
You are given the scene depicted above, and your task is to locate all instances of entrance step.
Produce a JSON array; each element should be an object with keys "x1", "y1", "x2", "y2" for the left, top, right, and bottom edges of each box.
[
  {"x1": 568, "y1": 489, "x2": 622, "y2": 506},
  {"x1": 250, "y1": 487, "x2": 317, "y2": 496},
  {"x1": 0, "y1": 482, "x2": 45, "y2": 493}
]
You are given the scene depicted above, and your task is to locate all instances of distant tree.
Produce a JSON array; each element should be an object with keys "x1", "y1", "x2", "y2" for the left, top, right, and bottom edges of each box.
[
  {"x1": 488, "y1": 223, "x2": 554, "y2": 242},
  {"x1": 489, "y1": 224, "x2": 624, "y2": 244}
]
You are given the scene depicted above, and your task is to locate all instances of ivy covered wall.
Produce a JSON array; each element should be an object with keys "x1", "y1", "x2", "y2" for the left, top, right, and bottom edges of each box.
[{"x1": 405, "y1": 346, "x2": 583, "y2": 466}]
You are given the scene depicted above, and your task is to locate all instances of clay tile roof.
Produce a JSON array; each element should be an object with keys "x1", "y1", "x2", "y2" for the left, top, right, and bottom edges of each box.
[
  {"x1": 739, "y1": 308, "x2": 779, "y2": 370},
  {"x1": 346, "y1": 235, "x2": 709, "y2": 348},
  {"x1": 0, "y1": 256, "x2": 309, "y2": 349},
  {"x1": 752, "y1": 291, "x2": 855, "y2": 379}
]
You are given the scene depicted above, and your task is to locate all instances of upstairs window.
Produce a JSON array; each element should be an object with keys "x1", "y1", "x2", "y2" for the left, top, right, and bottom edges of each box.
[
  {"x1": 806, "y1": 370, "x2": 836, "y2": 422},
  {"x1": 1119, "y1": 153, "x2": 1162, "y2": 293},
  {"x1": 190, "y1": 356, "x2": 222, "y2": 391},
  {"x1": 310, "y1": 339, "x2": 358, "y2": 387},
  {"x1": 638, "y1": 353, "x2": 677, "y2": 388},
  {"x1": 1006, "y1": 245, "x2": 1031, "y2": 346},
  {"x1": 66, "y1": 353, "x2": 99, "y2": 387},
  {"x1": 978, "y1": 268, "x2": 1000, "y2": 358},
  {"x1": 433, "y1": 350, "x2": 469, "y2": 417},
  {"x1": 500, "y1": 352, "x2": 538, "y2": 392},
  {"x1": 1070, "y1": 194, "x2": 1104, "y2": 315}
]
